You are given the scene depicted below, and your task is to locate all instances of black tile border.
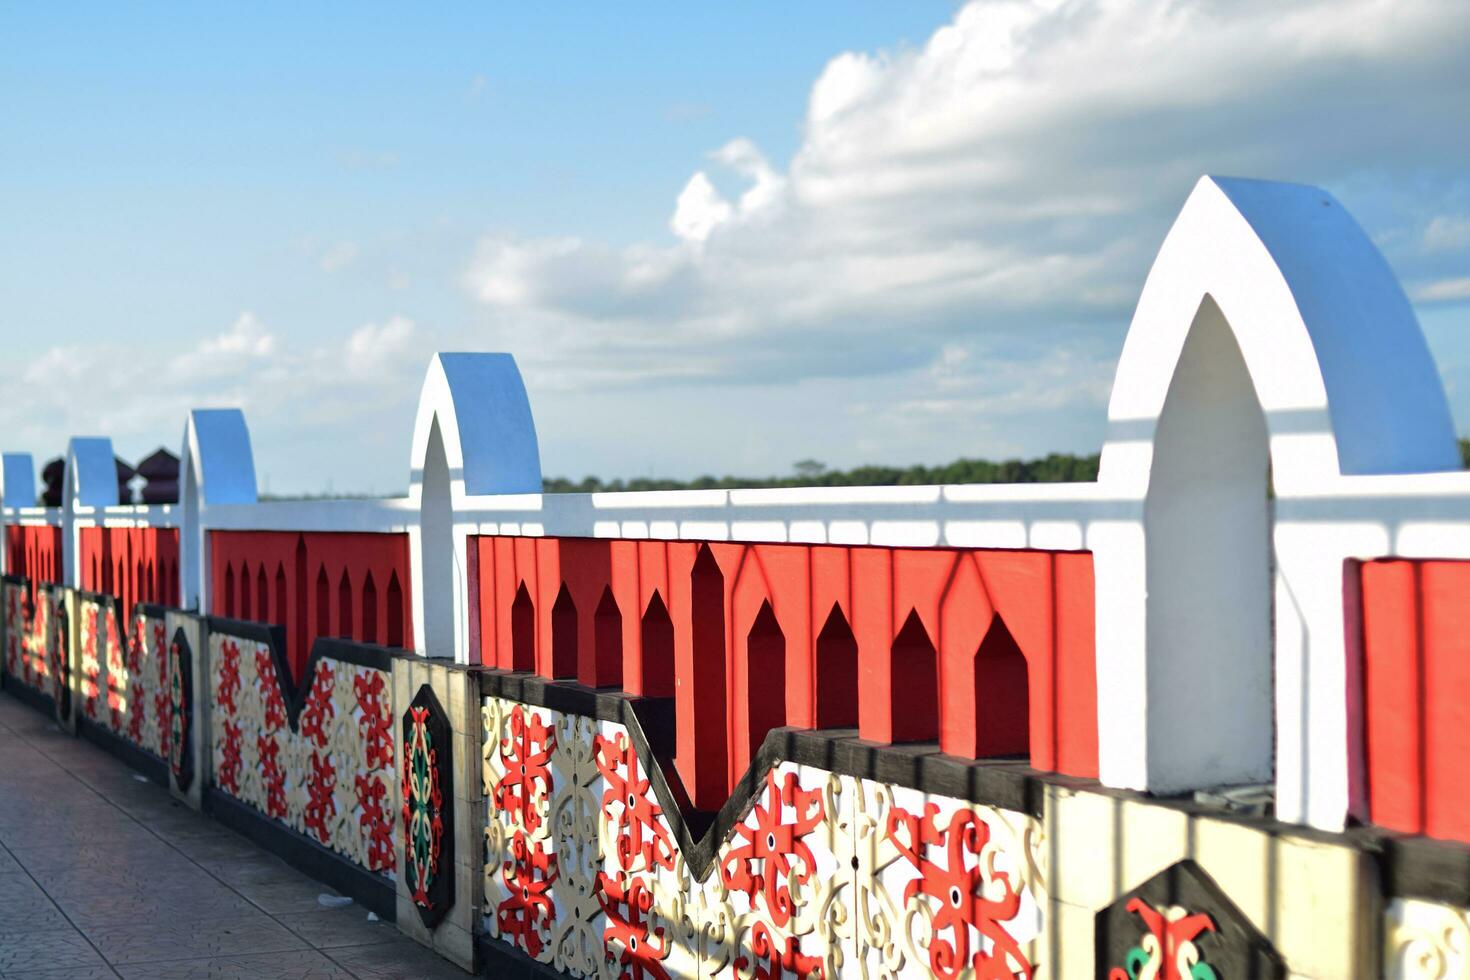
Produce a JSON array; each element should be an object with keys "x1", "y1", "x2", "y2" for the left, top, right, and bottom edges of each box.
[
  {"x1": 203, "y1": 787, "x2": 397, "y2": 920},
  {"x1": 77, "y1": 714, "x2": 169, "y2": 788},
  {"x1": 475, "y1": 934, "x2": 572, "y2": 978},
  {"x1": 0, "y1": 671, "x2": 55, "y2": 716},
  {"x1": 1380, "y1": 831, "x2": 1470, "y2": 907},
  {"x1": 478, "y1": 669, "x2": 1042, "y2": 882},
  {"x1": 205, "y1": 616, "x2": 406, "y2": 732}
]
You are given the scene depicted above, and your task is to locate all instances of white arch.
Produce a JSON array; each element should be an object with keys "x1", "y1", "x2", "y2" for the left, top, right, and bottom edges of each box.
[
  {"x1": 408, "y1": 353, "x2": 541, "y2": 661},
  {"x1": 179, "y1": 409, "x2": 257, "y2": 611},
  {"x1": 1, "y1": 453, "x2": 36, "y2": 510},
  {"x1": 1101, "y1": 175, "x2": 1456, "y2": 496},
  {"x1": 61, "y1": 437, "x2": 120, "y2": 587},
  {"x1": 1093, "y1": 176, "x2": 1459, "y2": 806},
  {"x1": 0, "y1": 453, "x2": 37, "y2": 576}
]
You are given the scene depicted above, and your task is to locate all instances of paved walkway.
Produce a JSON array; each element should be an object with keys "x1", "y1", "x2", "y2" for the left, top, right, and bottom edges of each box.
[{"x1": 0, "y1": 692, "x2": 471, "y2": 979}]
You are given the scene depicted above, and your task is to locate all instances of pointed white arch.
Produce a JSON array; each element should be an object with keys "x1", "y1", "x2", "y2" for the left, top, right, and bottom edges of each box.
[
  {"x1": 1, "y1": 453, "x2": 36, "y2": 510},
  {"x1": 61, "y1": 437, "x2": 120, "y2": 587},
  {"x1": 0, "y1": 453, "x2": 37, "y2": 576},
  {"x1": 1093, "y1": 177, "x2": 1459, "y2": 811},
  {"x1": 408, "y1": 353, "x2": 541, "y2": 661},
  {"x1": 1101, "y1": 175, "x2": 1456, "y2": 496},
  {"x1": 179, "y1": 409, "x2": 257, "y2": 611}
]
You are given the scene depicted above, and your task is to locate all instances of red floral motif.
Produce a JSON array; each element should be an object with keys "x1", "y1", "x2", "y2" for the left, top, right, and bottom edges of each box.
[
  {"x1": 595, "y1": 733, "x2": 675, "y2": 874},
  {"x1": 219, "y1": 720, "x2": 243, "y2": 794},
  {"x1": 497, "y1": 831, "x2": 558, "y2": 958},
  {"x1": 1107, "y1": 898, "x2": 1216, "y2": 980},
  {"x1": 155, "y1": 622, "x2": 167, "y2": 680},
  {"x1": 81, "y1": 605, "x2": 100, "y2": 717},
  {"x1": 720, "y1": 769, "x2": 825, "y2": 929},
  {"x1": 217, "y1": 639, "x2": 242, "y2": 714},
  {"x1": 106, "y1": 610, "x2": 125, "y2": 730},
  {"x1": 595, "y1": 872, "x2": 671, "y2": 980},
  {"x1": 300, "y1": 661, "x2": 336, "y2": 749},
  {"x1": 256, "y1": 649, "x2": 288, "y2": 733},
  {"x1": 353, "y1": 671, "x2": 393, "y2": 769},
  {"x1": 258, "y1": 733, "x2": 288, "y2": 818},
  {"x1": 155, "y1": 687, "x2": 172, "y2": 758},
  {"x1": 127, "y1": 619, "x2": 144, "y2": 675},
  {"x1": 127, "y1": 681, "x2": 146, "y2": 744},
  {"x1": 734, "y1": 920, "x2": 824, "y2": 980},
  {"x1": 355, "y1": 773, "x2": 395, "y2": 872},
  {"x1": 4, "y1": 590, "x2": 17, "y2": 674},
  {"x1": 887, "y1": 803, "x2": 1032, "y2": 980},
  {"x1": 303, "y1": 749, "x2": 338, "y2": 844},
  {"x1": 496, "y1": 706, "x2": 556, "y2": 833}
]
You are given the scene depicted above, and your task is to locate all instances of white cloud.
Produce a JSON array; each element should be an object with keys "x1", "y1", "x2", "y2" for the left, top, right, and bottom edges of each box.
[
  {"x1": 345, "y1": 316, "x2": 419, "y2": 379},
  {"x1": 320, "y1": 241, "x2": 360, "y2": 273},
  {"x1": 1425, "y1": 215, "x2": 1470, "y2": 253},
  {"x1": 1419, "y1": 277, "x2": 1470, "y2": 303},
  {"x1": 462, "y1": 0, "x2": 1470, "y2": 431},
  {"x1": 169, "y1": 313, "x2": 278, "y2": 379},
  {"x1": 670, "y1": 173, "x2": 733, "y2": 244},
  {"x1": 0, "y1": 313, "x2": 434, "y2": 491}
]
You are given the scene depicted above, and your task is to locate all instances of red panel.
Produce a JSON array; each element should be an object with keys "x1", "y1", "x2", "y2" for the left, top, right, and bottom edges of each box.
[
  {"x1": 1053, "y1": 553, "x2": 1099, "y2": 778},
  {"x1": 938, "y1": 555, "x2": 996, "y2": 759},
  {"x1": 7, "y1": 524, "x2": 63, "y2": 587},
  {"x1": 851, "y1": 547, "x2": 894, "y2": 743},
  {"x1": 208, "y1": 531, "x2": 412, "y2": 682},
  {"x1": 755, "y1": 545, "x2": 814, "y2": 729},
  {"x1": 1362, "y1": 560, "x2": 1424, "y2": 835},
  {"x1": 468, "y1": 532, "x2": 1099, "y2": 808},
  {"x1": 1423, "y1": 561, "x2": 1470, "y2": 842},
  {"x1": 78, "y1": 526, "x2": 181, "y2": 614},
  {"x1": 1361, "y1": 558, "x2": 1470, "y2": 844}
]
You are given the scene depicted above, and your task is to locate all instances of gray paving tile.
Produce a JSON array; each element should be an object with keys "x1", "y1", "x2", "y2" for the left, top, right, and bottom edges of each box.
[
  {"x1": 1, "y1": 964, "x2": 121, "y2": 979},
  {"x1": 84, "y1": 910, "x2": 311, "y2": 965},
  {"x1": 202, "y1": 857, "x2": 320, "y2": 896},
  {"x1": 0, "y1": 692, "x2": 476, "y2": 979},
  {"x1": 57, "y1": 889, "x2": 261, "y2": 930},
  {"x1": 0, "y1": 931, "x2": 110, "y2": 975},
  {"x1": 327, "y1": 941, "x2": 477, "y2": 978},
  {"x1": 275, "y1": 905, "x2": 406, "y2": 950},
  {"x1": 167, "y1": 832, "x2": 268, "y2": 864},
  {"x1": 112, "y1": 949, "x2": 355, "y2": 979},
  {"x1": 236, "y1": 877, "x2": 346, "y2": 914}
]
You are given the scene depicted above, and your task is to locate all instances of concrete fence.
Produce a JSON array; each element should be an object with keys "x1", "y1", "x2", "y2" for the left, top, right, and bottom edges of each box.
[{"x1": 4, "y1": 175, "x2": 1469, "y2": 977}]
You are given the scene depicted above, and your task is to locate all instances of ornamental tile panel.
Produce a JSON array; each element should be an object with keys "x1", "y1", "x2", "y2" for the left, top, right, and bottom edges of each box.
[
  {"x1": 480, "y1": 694, "x2": 1045, "y2": 979},
  {"x1": 207, "y1": 631, "x2": 396, "y2": 876}
]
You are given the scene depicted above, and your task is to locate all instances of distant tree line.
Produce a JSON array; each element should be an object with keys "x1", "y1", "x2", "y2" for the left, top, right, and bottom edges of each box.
[
  {"x1": 263, "y1": 440, "x2": 1470, "y2": 501},
  {"x1": 542, "y1": 452, "x2": 1103, "y2": 494}
]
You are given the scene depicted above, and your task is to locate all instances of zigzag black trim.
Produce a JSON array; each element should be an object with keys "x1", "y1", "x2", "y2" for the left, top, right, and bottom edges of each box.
[
  {"x1": 205, "y1": 616, "x2": 406, "y2": 732},
  {"x1": 477, "y1": 669, "x2": 1042, "y2": 882}
]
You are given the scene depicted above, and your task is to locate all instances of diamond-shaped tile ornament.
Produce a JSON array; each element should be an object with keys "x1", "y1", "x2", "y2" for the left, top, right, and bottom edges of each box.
[
  {"x1": 168, "y1": 627, "x2": 195, "y2": 792},
  {"x1": 1096, "y1": 858, "x2": 1284, "y2": 979},
  {"x1": 402, "y1": 682, "x2": 455, "y2": 929}
]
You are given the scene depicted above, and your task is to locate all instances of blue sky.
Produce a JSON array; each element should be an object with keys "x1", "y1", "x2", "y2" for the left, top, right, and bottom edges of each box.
[{"x1": 2, "y1": 2, "x2": 1468, "y2": 494}]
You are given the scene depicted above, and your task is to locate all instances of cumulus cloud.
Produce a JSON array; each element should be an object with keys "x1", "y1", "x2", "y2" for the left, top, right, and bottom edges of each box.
[
  {"x1": 320, "y1": 241, "x2": 360, "y2": 273},
  {"x1": 0, "y1": 313, "x2": 434, "y2": 492},
  {"x1": 1425, "y1": 215, "x2": 1470, "y2": 253},
  {"x1": 1419, "y1": 277, "x2": 1470, "y2": 303},
  {"x1": 462, "y1": 0, "x2": 1470, "y2": 433},
  {"x1": 345, "y1": 316, "x2": 419, "y2": 379},
  {"x1": 170, "y1": 313, "x2": 278, "y2": 379}
]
